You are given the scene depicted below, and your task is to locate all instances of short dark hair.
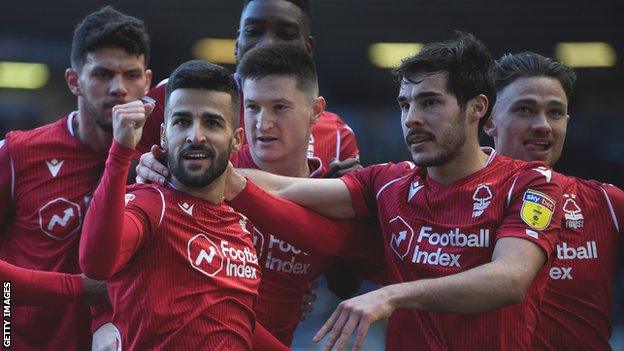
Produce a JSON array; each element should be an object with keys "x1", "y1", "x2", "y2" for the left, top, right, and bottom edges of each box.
[
  {"x1": 236, "y1": 42, "x2": 318, "y2": 96},
  {"x1": 395, "y1": 31, "x2": 496, "y2": 132},
  {"x1": 242, "y1": 0, "x2": 312, "y2": 35},
  {"x1": 71, "y1": 6, "x2": 150, "y2": 70},
  {"x1": 494, "y1": 51, "x2": 577, "y2": 99},
  {"x1": 166, "y1": 60, "x2": 240, "y2": 129}
]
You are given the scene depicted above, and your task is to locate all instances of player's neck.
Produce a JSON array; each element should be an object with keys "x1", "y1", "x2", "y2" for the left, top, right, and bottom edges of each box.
[
  {"x1": 427, "y1": 141, "x2": 489, "y2": 185},
  {"x1": 170, "y1": 174, "x2": 226, "y2": 205},
  {"x1": 73, "y1": 108, "x2": 113, "y2": 154},
  {"x1": 251, "y1": 149, "x2": 310, "y2": 178}
]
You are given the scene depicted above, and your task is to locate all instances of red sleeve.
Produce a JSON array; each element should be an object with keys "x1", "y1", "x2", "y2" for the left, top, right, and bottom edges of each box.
[
  {"x1": 0, "y1": 260, "x2": 83, "y2": 306},
  {"x1": 228, "y1": 181, "x2": 383, "y2": 260},
  {"x1": 252, "y1": 322, "x2": 290, "y2": 351},
  {"x1": 136, "y1": 84, "x2": 166, "y2": 154},
  {"x1": 80, "y1": 141, "x2": 149, "y2": 279},
  {"x1": 340, "y1": 163, "x2": 407, "y2": 219},
  {"x1": 91, "y1": 305, "x2": 113, "y2": 333},
  {"x1": 0, "y1": 138, "x2": 14, "y2": 230},
  {"x1": 600, "y1": 183, "x2": 624, "y2": 237},
  {"x1": 337, "y1": 123, "x2": 360, "y2": 160},
  {"x1": 497, "y1": 167, "x2": 563, "y2": 259}
]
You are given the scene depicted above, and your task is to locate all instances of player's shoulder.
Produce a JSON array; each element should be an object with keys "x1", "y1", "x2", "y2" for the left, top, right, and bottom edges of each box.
[
  {"x1": 125, "y1": 183, "x2": 166, "y2": 205},
  {"x1": 492, "y1": 153, "x2": 554, "y2": 183},
  {"x1": 319, "y1": 110, "x2": 345, "y2": 124},
  {"x1": 4, "y1": 116, "x2": 71, "y2": 154},
  {"x1": 358, "y1": 161, "x2": 416, "y2": 184}
]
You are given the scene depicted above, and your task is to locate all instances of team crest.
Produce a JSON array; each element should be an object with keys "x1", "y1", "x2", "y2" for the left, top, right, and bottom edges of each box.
[
  {"x1": 520, "y1": 189, "x2": 555, "y2": 230},
  {"x1": 38, "y1": 198, "x2": 82, "y2": 240},
  {"x1": 563, "y1": 194, "x2": 584, "y2": 229},
  {"x1": 472, "y1": 183, "x2": 493, "y2": 217}
]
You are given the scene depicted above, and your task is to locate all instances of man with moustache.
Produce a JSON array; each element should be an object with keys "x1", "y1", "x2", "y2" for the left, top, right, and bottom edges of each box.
[
  {"x1": 484, "y1": 51, "x2": 624, "y2": 350},
  {"x1": 221, "y1": 32, "x2": 563, "y2": 350},
  {"x1": 79, "y1": 60, "x2": 287, "y2": 350}
]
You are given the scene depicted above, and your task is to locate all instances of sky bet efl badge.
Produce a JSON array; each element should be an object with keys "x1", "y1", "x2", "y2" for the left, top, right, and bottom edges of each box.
[{"x1": 521, "y1": 189, "x2": 555, "y2": 230}]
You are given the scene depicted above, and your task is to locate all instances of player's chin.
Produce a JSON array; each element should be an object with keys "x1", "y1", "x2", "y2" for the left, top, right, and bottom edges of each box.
[{"x1": 254, "y1": 150, "x2": 285, "y2": 164}]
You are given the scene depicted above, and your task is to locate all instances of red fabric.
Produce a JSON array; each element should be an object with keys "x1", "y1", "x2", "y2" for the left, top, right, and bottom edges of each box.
[
  {"x1": 341, "y1": 149, "x2": 563, "y2": 351},
  {"x1": 0, "y1": 115, "x2": 107, "y2": 350},
  {"x1": 81, "y1": 141, "x2": 260, "y2": 350},
  {"x1": 231, "y1": 146, "x2": 332, "y2": 344},
  {"x1": 532, "y1": 175, "x2": 623, "y2": 350},
  {"x1": 0, "y1": 260, "x2": 83, "y2": 306}
]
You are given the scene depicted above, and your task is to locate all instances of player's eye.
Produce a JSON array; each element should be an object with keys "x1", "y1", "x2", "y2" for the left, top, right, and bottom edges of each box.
[
  {"x1": 246, "y1": 104, "x2": 260, "y2": 112},
  {"x1": 515, "y1": 106, "x2": 533, "y2": 115},
  {"x1": 243, "y1": 26, "x2": 261, "y2": 37},
  {"x1": 548, "y1": 109, "x2": 565, "y2": 119},
  {"x1": 278, "y1": 28, "x2": 299, "y2": 40},
  {"x1": 274, "y1": 104, "x2": 289, "y2": 112},
  {"x1": 93, "y1": 71, "x2": 111, "y2": 79},
  {"x1": 173, "y1": 118, "x2": 190, "y2": 127},
  {"x1": 399, "y1": 102, "x2": 410, "y2": 111},
  {"x1": 421, "y1": 99, "x2": 438, "y2": 108}
]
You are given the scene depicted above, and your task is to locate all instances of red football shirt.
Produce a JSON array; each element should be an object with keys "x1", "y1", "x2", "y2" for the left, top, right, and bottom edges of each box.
[
  {"x1": 81, "y1": 142, "x2": 262, "y2": 350},
  {"x1": 533, "y1": 173, "x2": 624, "y2": 350},
  {"x1": 0, "y1": 114, "x2": 105, "y2": 350},
  {"x1": 139, "y1": 81, "x2": 360, "y2": 169},
  {"x1": 231, "y1": 145, "x2": 331, "y2": 345},
  {"x1": 341, "y1": 149, "x2": 563, "y2": 350}
]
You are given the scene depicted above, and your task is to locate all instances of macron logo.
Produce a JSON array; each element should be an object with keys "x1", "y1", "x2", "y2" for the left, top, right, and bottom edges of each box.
[
  {"x1": 408, "y1": 181, "x2": 424, "y2": 202},
  {"x1": 195, "y1": 247, "x2": 217, "y2": 265},
  {"x1": 178, "y1": 202, "x2": 194, "y2": 216},
  {"x1": 47, "y1": 207, "x2": 74, "y2": 230},
  {"x1": 45, "y1": 159, "x2": 64, "y2": 177}
]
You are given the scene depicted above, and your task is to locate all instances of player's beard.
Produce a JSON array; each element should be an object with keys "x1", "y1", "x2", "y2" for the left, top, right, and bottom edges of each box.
[
  {"x1": 408, "y1": 111, "x2": 466, "y2": 167},
  {"x1": 83, "y1": 99, "x2": 113, "y2": 132},
  {"x1": 168, "y1": 144, "x2": 231, "y2": 188}
]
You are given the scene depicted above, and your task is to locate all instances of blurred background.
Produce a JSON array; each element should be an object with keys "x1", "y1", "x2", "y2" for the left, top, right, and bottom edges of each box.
[{"x1": 1, "y1": 0, "x2": 622, "y2": 349}]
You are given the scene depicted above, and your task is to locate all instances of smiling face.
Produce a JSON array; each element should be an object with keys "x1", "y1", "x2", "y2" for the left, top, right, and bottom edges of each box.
[
  {"x1": 236, "y1": 0, "x2": 313, "y2": 61},
  {"x1": 163, "y1": 88, "x2": 241, "y2": 188},
  {"x1": 486, "y1": 76, "x2": 569, "y2": 166},
  {"x1": 242, "y1": 74, "x2": 319, "y2": 165},
  {"x1": 70, "y1": 47, "x2": 151, "y2": 132},
  {"x1": 398, "y1": 71, "x2": 469, "y2": 167}
]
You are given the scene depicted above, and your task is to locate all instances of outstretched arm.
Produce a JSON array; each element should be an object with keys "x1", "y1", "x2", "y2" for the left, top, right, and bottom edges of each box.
[
  {"x1": 314, "y1": 237, "x2": 548, "y2": 351},
  {"x1": 226, "y1": 165, "x2": 356, "y2": 220},
  {"x1": 227, "y1": 179, "x2": 382, "y2": 260}
]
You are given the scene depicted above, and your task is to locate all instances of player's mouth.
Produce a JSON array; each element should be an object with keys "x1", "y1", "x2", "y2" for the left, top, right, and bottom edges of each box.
[
  {"x1": 256, "y1": 135, "x2": 279, "y2": 145},
  {"x1": 523, "y1": 139, "x2": 552, "y2": 154},
  {"x1": 180, "y1": 149, "x2": 213, "y2": 168},
  {"x1": 406, "y1": 133, "x2": 434, "y2": 148}
]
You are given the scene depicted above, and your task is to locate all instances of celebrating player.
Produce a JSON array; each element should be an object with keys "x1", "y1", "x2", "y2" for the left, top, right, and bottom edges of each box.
[
  {"x1": 136, "y1": 42, "x2": 382, "y2": 346},
  {"x1": 79, "y1": 60, "x2": 287, "y2": 350},
  {"x1": 0, "y1": 6, "x2": 151, "y2": 350},
  {"x1": 223, "y1": 32, "x2": 564, "y2": 350},
  {"x1": 484, "y1": 51, "x2": 624, "y2": 350}
]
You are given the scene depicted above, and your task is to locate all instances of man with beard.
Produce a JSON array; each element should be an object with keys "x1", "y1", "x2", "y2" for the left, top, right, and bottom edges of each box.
[
  {"x1": 79, "y1": 60, "x2": 287, "y2": 350},
  {"x1": 221, "y1": 32, "x2": 564, "y2": 350},
  {"x1": 0, "y1": 6, "x2": 150, "y2": 350},
  {"x1": 484, "y1": 51, "x2": 624, "y2": 350}
]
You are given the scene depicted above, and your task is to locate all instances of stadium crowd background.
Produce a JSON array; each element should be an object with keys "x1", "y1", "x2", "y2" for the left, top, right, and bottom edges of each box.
[{"x1": 0, "y1": 1, "x2": 622, "y2": 349}]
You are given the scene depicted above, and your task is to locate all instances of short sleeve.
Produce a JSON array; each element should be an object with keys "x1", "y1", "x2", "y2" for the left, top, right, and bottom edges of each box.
[
  {"x1": 600, "y1": 183, "x2": 624, "y2": 236},
  {"x1": 497, "y1": 167, "x2": 563, "y2": 259}
]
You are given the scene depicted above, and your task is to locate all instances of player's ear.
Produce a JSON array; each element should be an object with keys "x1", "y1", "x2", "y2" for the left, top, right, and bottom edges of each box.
[
  {"x1": 312, "y1": 96, "x2": 326, "y2": 124},
  {"x1": 65, "y1": 68, "x2": 81, "y2": 96},
  {"x1": 144, "y1": 69, "x2": 153, "y2": 95},
  {"x1": 483, "y1": 115, "x2": 497, "y2": 138},
  {"x1": 231, "y1": 126, "x2": 243, "y2": 154},
  {"x1": 468, "y1": 94, "x2": 489, "y2": 121},
  {"x1": 305, "y1": 36, "x2": 315, "y2": 55}
]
